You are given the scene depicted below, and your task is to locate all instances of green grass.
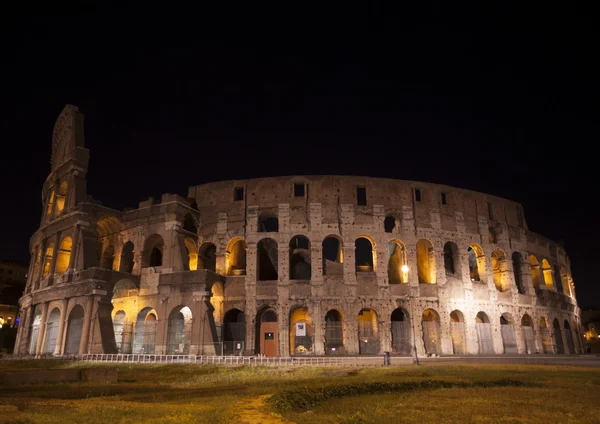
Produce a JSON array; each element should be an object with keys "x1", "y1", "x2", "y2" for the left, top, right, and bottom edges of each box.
[{"x1": 0, "y1": 361, "x2": 598, "y2": 423}]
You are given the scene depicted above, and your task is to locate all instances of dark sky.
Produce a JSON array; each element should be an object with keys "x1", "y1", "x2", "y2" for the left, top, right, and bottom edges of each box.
[{"x1": 1, "y1": 6, "x2": 598, "y2": 307}]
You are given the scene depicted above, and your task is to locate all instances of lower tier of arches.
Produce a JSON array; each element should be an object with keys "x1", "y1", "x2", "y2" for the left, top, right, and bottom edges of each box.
[{"x1": 16, "y1": 295, "x2": 585, "y2": 358}]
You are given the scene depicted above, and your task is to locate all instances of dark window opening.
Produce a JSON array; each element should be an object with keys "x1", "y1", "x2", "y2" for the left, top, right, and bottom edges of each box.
[
  {"x1": 443, "y1": 243, "x2": 456, "y2": 275},
  {"x1": 384, "y1": 216, "x2": 397, "y2": 233},
  {"x1": 234, "y1": 187, "x2": 244, "y2": 201},
  {"x1": 517, "y1": 207, "x2": 524, "y2": 228},
  {"x1": 487, "y1": 202, "x2": 494, "y2": 220},
  {"x1": 414, "y1": 188, "x2": 421, "y2": 202},
  {"x1": 294, "y1": 183, "x2": 305, "y2": 197},
  {"x1": 441, "y1": 192, "x2": 447, "y2": 205},
  {"x1": 258, "y1": 216, "x2": 279, "y2": 232},
  {"x1": 183, "y1": 214, "x2": 197, "y2": 234},
  {"x1": 357, "y1": 187, "x2": 367, "y2": 206},
  {"x1": 150, "y1": 247, "x2": 163, "y2": 267}
]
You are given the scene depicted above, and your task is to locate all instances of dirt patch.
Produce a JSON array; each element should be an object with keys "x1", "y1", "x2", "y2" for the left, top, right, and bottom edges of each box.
[{"x1": 232, "y1": 394, "x2": 292, "y2": 424}]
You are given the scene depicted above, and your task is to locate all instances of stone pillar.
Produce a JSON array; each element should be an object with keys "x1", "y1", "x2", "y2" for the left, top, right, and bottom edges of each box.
[
  {"x1": 79, "y1": 295, "x2": 94, "y2": 354},
  {"x1": 245, "y1": 242, "x2": 258, "y2": 354},
  {"x1": 155, "y1": 297, "x2": 170, "y2": 354},
  {"x1": 19, "y1": 306, "x2": 34, "y2": 355},
  {"x1": 48, "y1": 235, "x2": 61, "y2": 284},
  {"x1": 35, "y1": 302, "x2": 49, "y2": 356},
  {"x1": 14, "y1": 307, "x2": 26, "y2": 354},
  {"x1": 278, "y1": 303, "x2": 289, "y2": 357},
  {"x1": 380, "y1": 308, "x2": 392, "y2": 353},
  {"x1": 311, "y1": 244, "x2": 323, "y2": 283},
  {"x1": 278, "y1": 246, "x2": 289, "y2": 283},
  {"x1": 69, "y1": 225, "x2": 81, "y2": 271},
  {"x1": 312, "y1": 301, "x2": 324, "y2": 355},
  {"x1": 54, "y1": 299, "x2": 68, "y2": 355},
  {"x1": 342, "y1": 242, "x2": 357, "y2": 285},
  {"x1": 406, "y1": 246, "x2": 418, "y2": 287}
]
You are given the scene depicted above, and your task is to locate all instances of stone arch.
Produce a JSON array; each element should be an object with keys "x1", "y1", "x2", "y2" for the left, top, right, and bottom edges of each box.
[
  {"x1": 28, "y1": 307, "x2": 43, "y2": 355},
  {"x1": 289, "y1": 307, "x2": 314, "y2": 355},
  {"x1": 184, "y1": 237, "x2": 198, "y2": 271},
  {"x1": 416, "y1": 239, "x2": 436, "y2": 284},
  {"x1": 355, "y1": 236, "x2": 375, "y2": 272},
  {"x1": 491, "y1": 249, "x2": 508, "y2": 292},
  {"x1": 64, "y1": 304, "x2": 85, "y2": 355},
  {"x1": 322, "y1": 236, "x2": 343, "y2": 276},
  {"x1": 560, "y1": 266, "x2": 571, "y2": 296},
  {"x1": 289, "y1": 235, "x2": 311, "y2": 280},
  {"x1": 500, "y1": 313, "x2": 518, "y2": 353},
  {"x1": 223, "y1": 309, "x2": 245, "y2": 354},
  {"x1": 521, "y1": 314, "x2": 535, "y2": 354},
  {"x1": 468, "y1": 244, "x2": 485, "y2": 282},
  {"x1": 227, "y1": 237, "x2": 247, "y2": 276},
  {"x1": 324, "y1": 309, "x2": 344, "y2": 354},
  {"x1": 183, "y1": 213, "x2": 198, "y2": 234},
  {"x1": 101, "y1": 243, "x2": 115, "y2": 270},
  {"x1": 257, "y1": 238, "x2": 278, "y2": 281},
  {"x1": 443, "y1": 241, "x2": 460, "y2": 276},
  {"x1": 198, "y1": 242, "x2": 217, "y2": 272},
  {"x1": 113, "y1": 310, "x2": 131, "y2": 353},
  {"x1": 45, "y1": 189, "x2": 55, "y2": 221},
  {"x1": 132, "y1": 307, "x2": 158, "y2": 354},
  {"x1": 476, "y1": 312, "x2": 494, "y2": 354},
  {"x1": 449, "y1": 310, "x2": 467, "y2": 354},
  {"x1": 542, "y1": 259, "x2": 554, "y2": 290},
  {"x1": 113, "y1": 279, "x2": 137, "y2": 298},
  {"x1": 166, "y1": 306, "x2": 193, "y2": 354},
  {"x1": 358, "y1": 308, "x2": 379, "y2": 354},
  {"x1": 563, "y1": 320, "x2": 575, "y2": 354},
  {"x1": 256, "y1": 307, "x2": 278, "y2": 356},
  {"x1": 529, "y1": 255, "x2": 542, "y2": 287},
  {"x1": 387, "y1": 240, "x2": 407, "y2": 284},
  {"x1": 391, "y1": 308, "x2": 411, "y2": 355},
  {"x1": 43, "y1": 307, "x2": 62, "y2": 354},
  {"x1": 512, "y1": 252, "x2": 526, "y2": 294},
  {"x1": 143, "y1": 234, "x2": 164, "y2": 268},
  {"x1": 539, "y1": 316, "x2": 553, "y2": 353},
  {"x1": 120, "y1": 241, "x2": 135, "y2": 273},
  {"x1": 41, "y1": 241, "x2": 55, "y2": 278},
  {"x1": 553, "y1": 318, "x2": 564, "y2": 353},
  {"x1": 421, "y1": 309, "x2": 441, "y2": 355},
  {"x1": 258, "y1": 214, "x2": 279, "y2": 232},
  {"x1": 210, "y1": 281, "x2": 224, "y2": 328},
  {"x1": 56, "y1": 180, "x2": 68, "y2": 214},
  {"x1": 55, "y1": 236, "x2": 72, "y2": 274}
]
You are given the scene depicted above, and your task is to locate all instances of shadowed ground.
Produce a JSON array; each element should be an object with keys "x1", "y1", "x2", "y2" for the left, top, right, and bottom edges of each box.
[{"x1": 0, "y1": 360, "x2": 598, "y2": 423}]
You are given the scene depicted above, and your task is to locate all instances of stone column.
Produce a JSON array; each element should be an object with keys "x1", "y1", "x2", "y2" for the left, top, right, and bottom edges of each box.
[
  {"x1": 35, "y1": 302, "x2": 49, "y2": 355},
  {"x1": 155, "y1": 297, "x2": 170, "y2": 355},
  {"x1": 245, "y1": 242, "x2": 258, "y2": 354},
  {"x1": 54, "y1": 299, "x2": 69, "y2": 355},
  {"x1": 312, "y1": 301, "x2": 324, "y2": 355},
  {"x1": 19, "y1": 306, "x2": 34, "y2": 355},
  {"x1": 69, "y1": 225, "x2": 81, "y2": 271},
  {"x1": 79, "y1": 296, "x2": 94, "y2": 354}
]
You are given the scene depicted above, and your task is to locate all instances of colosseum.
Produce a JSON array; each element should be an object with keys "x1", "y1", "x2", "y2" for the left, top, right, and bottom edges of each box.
[{"x1": 15, "y1": 105, "x2": 583, "y2": 358}]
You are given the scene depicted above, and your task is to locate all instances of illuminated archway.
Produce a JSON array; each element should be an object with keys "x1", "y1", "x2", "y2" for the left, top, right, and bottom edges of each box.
[
  {"x1": 289, "y1": 307, "x2": 314, "y2": 355},
  {"x1": 324, "y1": 309, "x2": 344, "y2": 354},
  {"x1": 421, "y1": 309, "x2": 441, "y2": 354},
  {"x1": 256, "y1": 308, "x2": 278, "y2": 357},
  {"x1": 450, "y1": 310, "x2": 467, "y2": 354},
  {"x1": 43, "y1": 307, "x2": 61, "y2": 354},
  {"x1": 476, "y1": 312, "x2": 494, "y2": 354},
  {"x1": 521, "y1": 314, "x2": 535, "y2": 354},
  {"x1": 500, "y1": 313, "x2": 518, "y2": 353},
  {"x1": 468, "y1": 244, "x2": 485, "y2": 282},
  {"x1": 387, "y1": 240, "x2": 407, "y2": 284},
  {"x1": 166, "y1": 306, "x2": 193, "y2": 354},
  {"x1": 358, "y1": 308, "x2": 378, "y2": 354},
  {"x1": 416, "y1": 239, "x2": 435, "y2": 284},
  {"x1": 391, "y1": 308, "x2": 411, "y2": 355},
  {"x1": 64, "y1": 305, "x2": 85, "y2": 355},
  {"x1": 132, "y1": 307, "x2": 158, "y2": 354}
]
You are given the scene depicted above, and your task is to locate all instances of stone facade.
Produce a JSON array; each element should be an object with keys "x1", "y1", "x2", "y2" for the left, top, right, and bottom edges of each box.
[{"x1": 15, "y1": 105, "x2": 584, "y2": 357}]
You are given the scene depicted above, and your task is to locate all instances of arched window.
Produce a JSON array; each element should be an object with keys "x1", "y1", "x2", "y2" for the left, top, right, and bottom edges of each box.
[
  {"x1": 560, "y1": 267, "x2": 571, "y2": 296},
  {"x1": 384, "y1": 216, "x2": 398, "y2": 233},
  {"x1": 387, "y1": 240, "x2": 407, "y2": 284},
  {"x1": 64, "y1": 305, "x2": 85, "y2": 354},
  {"x1": 512, "y1": 252, "x2": 525, "y2": 294},
  {"x1": 468, "y1": 244, "x2": 484, "y2": 282},
  {"x1": 32, "y1": 248, "x2": 42, "y2": 282},
  {"x1": 143, "y1": 234, "x2": 164, "y2": 267},
  {"x1": 476, "y1": 312, "x2": 494, "y2": 354},
  {"x1": 322, "y1": 236, "x2": 343, "y2": 276},
  {"x1": 258, "y1": 215, "x2": 279, "y2": 232},
  {"x1": 355, "y1": 237, "x2": 374, "y2": 272},
  {"x1": 184, "y1": 237, "x2": 198, "y2": 271},
  {"x1": 55, "y1": 237, "x2": 72, "y2": 274},
  {"x1": 443, "y1": 242, "x2": 460, "y2": 276},
  {"x1": 416, "y1": 239, "x2": 435, "y2": 284},
  {"x1": 324, "y1": 309, "x2": 343, "y2": 354},
  {"x1": 166, "y1": 306, "x2": 193, "y2": 354},
  {"x1": 198, "y1": 242, "x2": 217, "y2": 272},
  {"x1": 257, "y1": 238, "x2": 278, "y2": 280},
  {"x1": 358, "y1": 308, "x2": 378, "y2": 355},
  {"x1": 422, "y1": 309, "x2": 441, "y2": 354},
  {"x1": 491, "y1": 249, "x2": 507, "y2": 292},
  {"x1": 132, "y1": 307, "x2": 158, "y2": 354},
  {"x1": 41, "y1": 242, "x2": 55, "y2": 278},
  {"x1": 500, "y1": 313, "x2": 518, "y2": 353},
  {"x1": 56, "y1": 181, "x2": 68, "y2": 213},
  {"x1": 101, "y1": 243, "x2": 115, "y2": 270},
  {"x1": 521, "y1": 314, "x2": 535, "y2": 354},
  {"x1": 449, "y1": 310, "x2": 466, "y2": 354},
  {"x1": 529, "y1": 255, "x2": 542, "y2": 287},
  {"x1": 227, "y1": 238, "x2": 247, "y2": 275},
  {"x1": 289, "y1": 236, "x2": 311, "y2": 280},
  {"x1": 120, "y1": 241, "x2": 134, "y2": 273},
  {"x1": 45, "y1": 189, "x2": 55, "y2": 221},
  {"x1": 289, "y1": 307, "x2": 314, "y2": 355},
  {"x1": 541, "y1": 259, "x2": 554, "y2": 290},
  {"x1": 553, "y1": 265, "x2": 564, "y2": 294},
  {"x1": 391, "y1": 308, "x2": 411, "y2": 354}
]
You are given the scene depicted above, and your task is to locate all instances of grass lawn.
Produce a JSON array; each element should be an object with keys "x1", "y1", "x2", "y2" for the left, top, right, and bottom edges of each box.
[{"x1": 0, "y1": 361, "x2": 598, "y2": 423}]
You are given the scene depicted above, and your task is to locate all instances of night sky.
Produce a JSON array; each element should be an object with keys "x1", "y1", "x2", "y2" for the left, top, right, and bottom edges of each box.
[{"x1": 1, "y1": 7, "x2": 597, "y2": 307}]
